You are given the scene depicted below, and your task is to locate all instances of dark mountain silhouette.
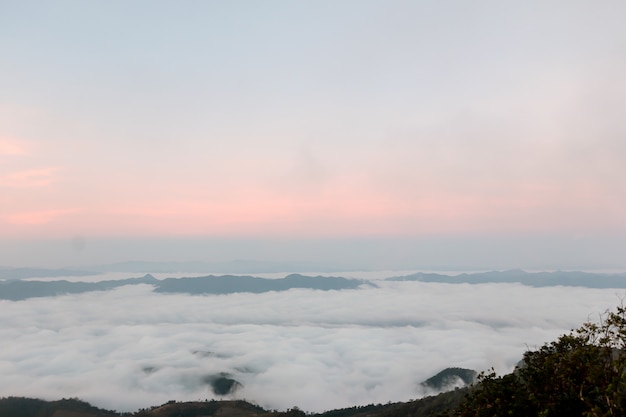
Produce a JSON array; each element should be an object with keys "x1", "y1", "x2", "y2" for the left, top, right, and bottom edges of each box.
[
  {"x1": 0, "y1": 274, "x2": 159, "y2": 301},
  {"x1": 420, "y1": 367, "x2": 477, "y2": 391},
  {"x1": 202, "y1": 373, "x2": 242, "y2": 395},
  {"x1": 0, "y1": 396, "x2": 121, "y2": 417},
  {"x1": 154, "y1": 274, "x2": 368, "y2": 295},
  {"x1": 388, "y1": 269, "x2": 626, "y2": 288},
  {"x1": 0, "y1": 274, "x2": 368, "y2": 300},
  {"x1": 0, "y1": 392, "x2": 467, "y2": 417},
  {"x1": 4, "y1": 269, "x2": 625, "y2": 300}
]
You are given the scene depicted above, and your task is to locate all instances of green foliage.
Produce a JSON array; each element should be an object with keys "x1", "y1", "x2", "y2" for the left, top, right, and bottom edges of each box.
[{"x1": 455, "y1": 305, "x2": 626, "y2": 417}]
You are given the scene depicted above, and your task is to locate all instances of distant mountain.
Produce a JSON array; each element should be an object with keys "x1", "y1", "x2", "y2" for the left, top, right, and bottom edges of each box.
[
  {"x1": 388, "y1": 269, "x2": 626, "y2": 288},
  {"x1": 154, "y1": 274, "x2": 370, "y2": 295},
  {"x1": 0, "y1": 274, "x2": 159, "y2": 301},
  {"x1": 420, "y1": 368, "x2": 477, "y2": 391},
  {"x1": 0, "y1": 274, "x2": 369, "y2": 301},
  {"x1": 0, "y1": 267, "x2": 99, "y2": 280},
  {"x1": 202, "y1": 373, "x2": 242, "y2": 396}
]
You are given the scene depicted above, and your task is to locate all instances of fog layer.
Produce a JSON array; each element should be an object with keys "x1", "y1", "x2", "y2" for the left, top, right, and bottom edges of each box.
[{"x1": 0, "y1": 281, "x2": 621, "y2": 412}]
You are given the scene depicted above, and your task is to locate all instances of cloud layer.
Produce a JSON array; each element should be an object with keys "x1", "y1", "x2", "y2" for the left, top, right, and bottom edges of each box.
[{"x1": 0, "y1": 279, "x2": 622, "y2": 412}]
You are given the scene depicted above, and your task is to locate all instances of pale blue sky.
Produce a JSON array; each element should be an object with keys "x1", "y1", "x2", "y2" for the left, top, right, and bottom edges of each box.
[{"x1": 1, "y1": 1, "x2": 625, "y2": 269}]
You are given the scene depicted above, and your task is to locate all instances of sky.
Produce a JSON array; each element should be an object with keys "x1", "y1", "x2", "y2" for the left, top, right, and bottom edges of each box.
[{"x1": 1, "y1": 1, "x2": 626, "y2": 269}]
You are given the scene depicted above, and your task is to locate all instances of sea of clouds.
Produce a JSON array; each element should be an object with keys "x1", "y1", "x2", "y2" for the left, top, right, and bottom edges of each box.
[{"x1": 0, "y1": 275, "x2": 623, "y2": 413}]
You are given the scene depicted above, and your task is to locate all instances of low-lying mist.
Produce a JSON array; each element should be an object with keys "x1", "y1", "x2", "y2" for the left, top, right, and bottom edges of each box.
[{"x1": 0, "y1": 277, "x2": 622, "y2": 412}]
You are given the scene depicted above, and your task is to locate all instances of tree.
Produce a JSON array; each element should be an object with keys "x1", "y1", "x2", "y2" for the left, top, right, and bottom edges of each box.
[{"x1": 455, "y1": 304, "x2": 626, "y2": 417}]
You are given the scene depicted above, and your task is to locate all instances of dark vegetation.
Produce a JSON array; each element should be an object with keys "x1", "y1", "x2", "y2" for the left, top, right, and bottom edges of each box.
[
  {"x1": 0, "y1": 396, "x2": 123, "y2": 417},
  {"x1": 202, "y1": 373, "x2": 242, "y2": 395},
  {"x1": 2, "y1": 305, "x2": 625, "y2": 417},
  {"x1": 420, "y1": 368, "x2": 477, "y2": 391},
  {"x1": 0, "y1": 394, "x2": 466, "y2": 417},
  {"x1": 453, "y1": 304, "x2": 626, "y2": 417},
  {"x1": 132, "y1": 400, "x2": 266, "y2": 417}
]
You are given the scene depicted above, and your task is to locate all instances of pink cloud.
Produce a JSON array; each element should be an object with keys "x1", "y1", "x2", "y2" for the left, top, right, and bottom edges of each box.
[
  {"x1": 0, "y1": 167, "x2": 61, "y2": 188},
  {"x1": 3, "y1": 208, "x2": 82, "y2": 225},
  {"x1": 1, "y1": 169, "x2": 624, "y2": 239},
  {"x1": 0, "y1": 138, "x2": 29, "y2": 156}
]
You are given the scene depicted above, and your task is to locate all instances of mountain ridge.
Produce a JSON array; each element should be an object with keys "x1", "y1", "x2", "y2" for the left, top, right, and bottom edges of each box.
[
  {"x1": 388, "y1": 269, "x2": 626, "y2": 288},
  {"x1": 0, "y1": 274, "x2": 369, "y2": 301}
]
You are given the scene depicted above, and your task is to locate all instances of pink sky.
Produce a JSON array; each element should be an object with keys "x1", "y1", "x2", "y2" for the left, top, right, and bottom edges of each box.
[
  {"x1": 2, "y1": 130, "x2": 624, "y2": 240},
  {"x1": 1, "y1": 1, "x2": 625, "y2": 268}
]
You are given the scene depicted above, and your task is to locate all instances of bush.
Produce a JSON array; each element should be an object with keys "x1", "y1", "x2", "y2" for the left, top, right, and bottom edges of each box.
[{"x1": 456, "y1": 305, "x2": 626, "y2": 417}]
